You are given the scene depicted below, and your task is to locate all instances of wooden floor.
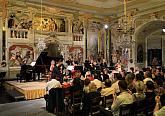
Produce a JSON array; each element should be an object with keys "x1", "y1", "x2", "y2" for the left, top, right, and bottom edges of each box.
[{"x1": 5, "y1": 81, "x2": 47, "y2": 100}]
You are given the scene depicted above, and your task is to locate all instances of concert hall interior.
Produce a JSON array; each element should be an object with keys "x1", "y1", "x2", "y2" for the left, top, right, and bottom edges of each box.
[{"x1": 0, "y1": 0, "x2": 165, "y2": 116}]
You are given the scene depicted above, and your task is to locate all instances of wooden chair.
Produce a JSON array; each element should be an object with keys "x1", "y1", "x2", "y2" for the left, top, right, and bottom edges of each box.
[
  {"x1": 89, "y1": 96, "x2": 102, "y2": 116},
  {"x1": 102, "y1": 94, "x2": 113, "y2": 108},
  {"x1": 133, "y1": 99, "x2": 146, "y2": 116},
  {"x1": 119, "y1": 103, "x2": 134, "y2": 116},
  {"x1": 46, "y1": 88, "x2": 65, "y2": 114},
  {"x1": 70, "y1": 90, "x2": 83, "y2": 116},
  {"x1": 160, "y1": 94, "x2": 165, "y2": 106},
  {"x1": 145, "y1": 97, "x2": 156, "y2": 116}
]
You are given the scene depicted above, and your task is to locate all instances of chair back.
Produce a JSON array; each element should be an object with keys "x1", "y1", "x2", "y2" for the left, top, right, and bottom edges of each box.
[
  {"x1": 145, "y1": 96, "x2": 155, "y2": 116},
  {"x1": 90, "y1": 96, "x2": 102, "y2": 115},
  {"x1": 160, "y1": 94, "x2": 165, "y2": 106},
  {"x1": 71, "y1": 90, "x2": 83, "y2": 115},
  {"x1": 133, "y1": 99, "x2": 146, "y2": 115},
  {"x1": 103, "y1": 94, "x2": 113, "y2": 108},
  {"x1": 47, "y1": 88, "x2": 64, "y2": 113},
  {"x1": 119, "y1": 103, "x2": 134, "y2": 116}
]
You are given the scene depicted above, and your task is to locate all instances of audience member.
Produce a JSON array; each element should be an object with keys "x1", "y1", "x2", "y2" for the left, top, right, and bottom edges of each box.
[
  {"x1": 46, "y1": 76, "x2": 62, "y2": 94},
  {"x1": 132, "y1": 81, "x2": 146, "y2": 101},
  {"x1": 111, "y1": 73, "x2": 122, "y2": 94},
  {"x1": 111, "y1": 80, "x2": 133, "y2": 116},
  {"x1": 153, "y1": 95, "x2": 165, "y2": 116},
  {"x1": 82, "y1": 82, "x2": 101, "y2": 116},
  {"x1": 83, "y1": 78, "x2": 91, "y2": 93},
  {"x1": 101, "y1": 79, "x2": 114, "y2": 96}
]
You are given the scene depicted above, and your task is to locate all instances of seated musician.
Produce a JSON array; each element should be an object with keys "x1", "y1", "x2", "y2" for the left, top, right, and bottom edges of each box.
[{"x1": 20, "y1": 60, "x2": 28, "y2": 82}]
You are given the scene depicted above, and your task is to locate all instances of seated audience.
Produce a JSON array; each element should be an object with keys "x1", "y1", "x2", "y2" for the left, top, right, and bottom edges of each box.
[
  {"x1": 145, "y1": 80, "x2": 156, "y2": 99},
  {"x1": 46, "y1": 76, "x2": 62, "y2": 94},
  {"x1": 111, "y1": 73, "x2": 123, "y2": 94},
  {"x1": 85, "y1": 71, "x2": 94, "y2": 81},
  {"x1": 143, "y1": 71, "x2": 153, "y2": 84},
  {"x1": 111, "y1": 80, "x2": 133, "y2": 116},
  {"x1": 92, "y1": 74, "x2": 102, "y2": 91},
  {"x1": 101, "y1": 79, "x2": 114, "y2": 96},
  {"x1": 125, "y1": 73, "x2": 136, "y2": 93},
  {"x1": 83, "y1": 78, "x2": 91, "y2": 93},
  {"x1": 154, "y1": 95, "x2": 165, "y2": 116},
  {"x1": 82, "y1": 82, "x2": 101, "y2": 116},
  {"x1": 132, "y1": 81, "x2": 146, "y2": 101}
]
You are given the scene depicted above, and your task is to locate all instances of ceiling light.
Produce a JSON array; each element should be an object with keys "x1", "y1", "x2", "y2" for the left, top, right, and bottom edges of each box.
[
  {"x1": 163, "y1": 29, "x2": 165, "y2": 32},
  {"x1": 104, "y1": 24, "x2": 108, "y2": 29}
]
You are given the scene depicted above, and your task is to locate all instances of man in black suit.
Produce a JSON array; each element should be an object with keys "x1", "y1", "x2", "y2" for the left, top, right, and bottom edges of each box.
[{"x1": 51, "y1": 55, "x2": 64, "y2": 83}]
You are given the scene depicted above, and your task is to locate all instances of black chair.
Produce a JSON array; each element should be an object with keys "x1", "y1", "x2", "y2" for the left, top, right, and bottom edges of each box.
[
  {"x1": 102, "y1": 94, "x2": 113, "y2": 108},
  {"x1": 89, "y1": 96, "x2": 102, "y2": 116},
  {"x1": 134, "y1": 99, "x2": 146, "y2": 116},
  {"x1": 160, "y1": 94, "x2": 165, "y2": 106},
  {"x1": 70, "y1": 90, "x2": 83, "y2": 116},
  {"x1": 46, "y1": 88, "x2": 65, "y2": 114},
  {"x1": 0, "y1": 72, "x2": 6, "y2": 88},
  {"x1": 145, "y1": 97, "x2": 156, "y2": 116},
  {"x1": 119, "y1": 103, "x2": 134, "y2": 116}
]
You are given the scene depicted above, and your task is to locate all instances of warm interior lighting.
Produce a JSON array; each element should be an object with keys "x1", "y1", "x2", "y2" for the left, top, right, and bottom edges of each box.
[
  {"x1": 163, "y1": 29, "x2": 165, "y2": 32},
  {"x1": 104, "y1": 24, "x2": 108, "y2": 29},
  {"x1": 117, "y1": 0, "x2": 134, "y2": 34}
]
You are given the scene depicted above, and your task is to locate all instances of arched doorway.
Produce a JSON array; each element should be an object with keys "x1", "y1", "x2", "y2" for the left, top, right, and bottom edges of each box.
[{"x1": 135, "y1": 20, "x2": 165, "y2": 68}]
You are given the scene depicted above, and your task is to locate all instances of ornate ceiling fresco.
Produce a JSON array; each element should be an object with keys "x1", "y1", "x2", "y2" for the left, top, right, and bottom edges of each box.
[{"x1": 15, "y1": 0, "x2": 164, "y2": 19}]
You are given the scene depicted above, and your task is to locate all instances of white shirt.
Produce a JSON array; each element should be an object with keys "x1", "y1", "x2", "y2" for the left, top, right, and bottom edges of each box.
[{"x1": 46, "y1": 79, "x2": 62, "y2": 94}]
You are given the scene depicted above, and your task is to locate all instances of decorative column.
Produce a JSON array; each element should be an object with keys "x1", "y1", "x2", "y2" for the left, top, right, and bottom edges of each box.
[
  {"x1": 0, "y1": 16, "x2": 3, "y2": 62},
  {"x1": 104, "y1": 29, "x2": 107, "y2": 60},
  {"x1": 67, "y1": 17, "x2": 73, "y2": 34},
  {"x1": 98, "y1": 30, "x2": 101, "y2": 54},
  {"x1": 83, "y1": 17, "x2": 89, "y2": 60}
]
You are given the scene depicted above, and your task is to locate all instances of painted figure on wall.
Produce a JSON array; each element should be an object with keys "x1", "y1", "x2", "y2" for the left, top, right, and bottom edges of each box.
[
  {"x1": 9, "y1": 45, "x2": 34, "y2": 67},
  {"x1": 72, "y1": 19, "x2": 84, "y2": 34}
]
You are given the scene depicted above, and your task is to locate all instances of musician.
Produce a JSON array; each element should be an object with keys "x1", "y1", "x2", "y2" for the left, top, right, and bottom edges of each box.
[
  {"x1": 51, "y1": 56, "x2": 63, "y2": 83},
  {"x1": 20, "y1": 59, "x2": 32, "y2": 82},
  {"x1": 49, "y1": 60, "x2": 55, "y2": 79}
]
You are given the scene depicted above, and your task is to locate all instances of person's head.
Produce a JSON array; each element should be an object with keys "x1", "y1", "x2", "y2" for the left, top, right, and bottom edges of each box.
[
  {"x1": 85, "y1": 71, "x2": 91, "y2": 77},
  {"x1": 134, "y1": 81, "x2": 145, "y2": 93},
  {"x1": 73, "y1": 77, "x2": 81, "y2": 86},
  {"x1": 114, "y1": 73, "x2": 122, "y2": 80},
  {"x1": 105, "y1": 79, "x2": 112, "y2": 87},
  {"x1": 84, "y1": 78, "x2": 90, "y2": 86},
  {"x1": 125, "y1": 73, "x2": 135, "y2": 84},
  {"x1": 89, "y1": 82, "x2": 97, "y2": 92},
  {"x1": 144, "y1": 71, "x2": 152, "y2": 78},
  {"x1": 51, "y1": 60, "x2": 55, "y2": 65},
  {"x1": 146, "y1": 81, "x2": 155, "y2": 90},
  {"x1": 136, "y1": 74, "x2": 143, "y2": 81},
  {"x1": 118, "y1": 80, "x2": 128, "y2": 91}
]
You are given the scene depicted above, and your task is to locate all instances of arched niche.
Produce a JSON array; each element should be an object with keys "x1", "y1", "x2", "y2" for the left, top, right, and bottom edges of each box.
[{"x1": 134, "y1": 20, "x2": 165, "y2": 68}]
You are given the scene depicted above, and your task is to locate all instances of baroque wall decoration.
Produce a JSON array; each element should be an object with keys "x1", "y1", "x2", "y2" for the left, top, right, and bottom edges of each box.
[
  {"x1": 9, "y1": 45, "x2": 34, "y2": 67},
  {"x1": 69, "y1": 46, "x2": 83, "y2": 63},
  {"x1": 33, "y1": 17, "x2": 65, "y2": 32}
]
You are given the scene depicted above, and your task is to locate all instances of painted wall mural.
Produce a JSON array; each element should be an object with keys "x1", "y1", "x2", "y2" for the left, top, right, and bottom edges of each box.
[
  {"x1": 87, "y1": 31, "x2": 98, "y2": 60},
  {"x1": 9, "y1": 45, "x2": 34, "y2": 67},
  {"x1": 33, "y1": 17, "x2": 66, "y2": 32},
  {"x1": 69, "y1": 46, "x2": 83, "y2": 63}
]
